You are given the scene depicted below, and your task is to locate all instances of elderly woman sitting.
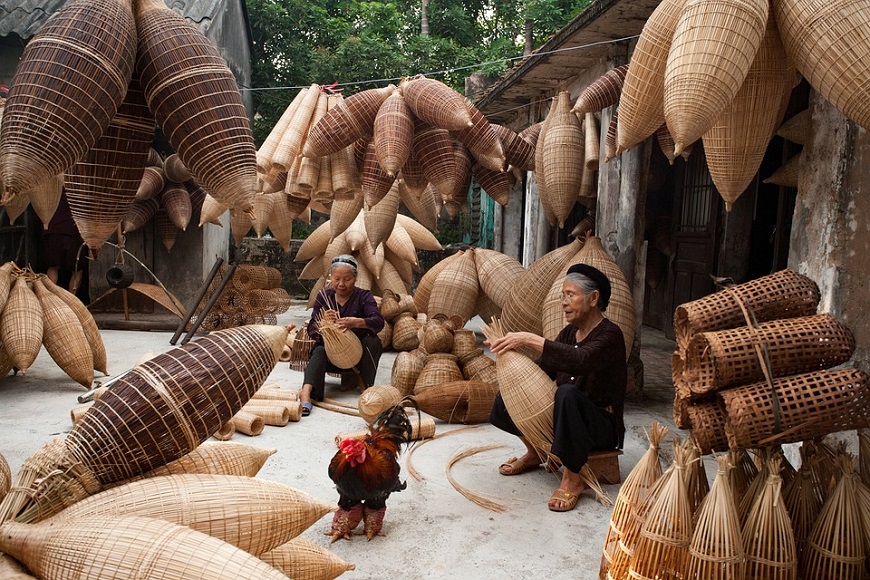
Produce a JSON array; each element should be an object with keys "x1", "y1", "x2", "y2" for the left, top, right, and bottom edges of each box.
[
  {"x1": 487, "y1": 263, "x2": 627, "y2": 511},
  {"x1": 299, "y1": 254, "x2": 385, "y2": 417}
]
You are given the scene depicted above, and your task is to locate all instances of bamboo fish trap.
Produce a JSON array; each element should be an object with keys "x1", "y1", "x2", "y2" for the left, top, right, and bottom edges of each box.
[
  {"x1": 0, "y1": 325, "x2": 287, "y2": 524},
  {"x1": 42, "y1": 275, "x2": 107, "y2": 375},
  {"x1": 742, "y1": 457, "x2": 798, "y2": 579},
  {"x1": 32, "y1": 278, "x2": 94, "y2": 388},
  {"x1": 260, "y1": 537, "x2": 356, "y2": 580},
  {"x1": 315, "y1": 294, "x2": 364, "y2": 369},
  {"x1": 136, "y1": 0, "x2": 257, "y2": 213},
  {"x1": 0, "y1": 451, "x2": 10, "y2": 502},
  {"x1": 409, "y1": 380, "x2": 498, "y2": 424},
  {"x1": 0, "y1": 0, "x2": 136, "y2": 201},
  {"x1": 52, "y1": 473, "x2": 335, "y2": 556},
  {"x1": 0, "y1": 515, "x2": 292, "y2": 580}
]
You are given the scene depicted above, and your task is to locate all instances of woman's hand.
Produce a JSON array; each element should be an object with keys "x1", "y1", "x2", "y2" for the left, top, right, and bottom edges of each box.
[
  {"x1": 487, "y1": 331, "x2": 545, "y2": 355},
  {"x1": 335, "y1": 316, "x2": 362, "y2": 331}
]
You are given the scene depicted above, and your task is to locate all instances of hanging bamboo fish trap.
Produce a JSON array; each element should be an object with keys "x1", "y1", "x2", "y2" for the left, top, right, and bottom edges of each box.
[
  {"x1": 373, "y1": 89, "x2": 413, "y2": 177},
  {"x1": 452, "y1": 97, "x2": 505, "y2": 172},
  {"x1": 397, "y1": 179, "x2": 437, "y2": 230},
  {"x1": 538, "y1": 90, "x2": 583, "y2": 228},
  {"x1": 304, "y1": 85, "x2": 396, "y2": 158},
  {"x1": 361, "y1": 141, "x2": 396, "y2": 207},
  {"x1": 472, "y1": 162, "x2": 512, "y2": 206},
  {"x1": 427, "y1": 250, "x2": 479, "y2": 326},
  {"x1": 0, "y1": 0, "x2": 136, "y2": 201},
  {"x1": 474, "y1": 249, "x2": 525, "y2": 310},
  {"x1": 122, "y1": 196, "x2": 160, "y2": 233},
  {"x1": 490, "y1": 123, "x2": 535, "y2": 171},
  {"x1": 572, "y1": 65, "x2": 629, "y2": 115},
  {"x1": 401, "y1": 76, "x2": 472, "y2": 131},
  {"x1": 412, "y1": 119, "x2": 457, "y2": 198},
  {"x1": 764, "y1": 153, "x2": 801, "y2": 188},
  {"x1": 776, "y1": 108, "x2": 811, "y2": 145},
  {"x1": 365, "y1": 181, "x2": 400, "y2": 248}
]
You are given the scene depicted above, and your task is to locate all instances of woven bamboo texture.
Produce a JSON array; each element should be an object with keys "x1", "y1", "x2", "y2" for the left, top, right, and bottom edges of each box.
[
  {"x1": 122, "y1": 196, "x2": 159, "y2": 233},
  {"x1": 1, "y1": 277, "x2": 43, "y2": 372},
  {"x1": 572, "y1": 237, "x2": 636, "y2": 360},
  {"x1": 136, "y1": 0, "x2": 257, "y2": 212},
  {"x1": 540, "y1": 261, "x2": 575, "y2": 341},
  {"x1": 231, "y1": 410, "x2": 264, "y2": 436},
  {"x1": 335, "y1": 413, "x2": 436, "y2": 445},
  {"x1": 329, "y1": 192, "x2": 364, "y2": 240},
  {"x1": 776, "y1": 108, "x2": 811, "y2": 145},
  {"x1": 763, "y1": 153, "x2": 800, "y2": 188},
  {"x1": 0, "y1": 515, "x2": 291, "y2": 580},
  {"x1": 373, "y1": 90, "x2": 413, "y2": 177},
  {"x1": 260, "y1": 537, "x2": 355, "y2": 580},
  {"x1": 664, "y1": 0, "x2": 769, "y2": 155},
  {"x1": 421, "y1": 319, "x2": 455, "y2": 354},
  {"x1": 471, "y1": 162, "x2": 511, "y2": 207},
  {"x1": 414, "y1": 353, "x2": 463, "y2": 395},
  {"x1": 722, "y1": 368, "x2": 870, "y2": 449},
  {"x1": 391, "y1": 349, "x2": 425, "y2": 396},
  {"x1": 572, "y1": 65, "x2": 629, "y2": 115},
  {"x1": 155, "y1": 209, "x2": 179, "y2": 252},
  {"x1": 135, "y1": 165, "x2": 165, "y2": 201},
  {"x1": 258, "y1": 88, "x2": 307, "y2": 171},
  {"x1": 251, "y1": 192, "x2": 274, "y2": 237},
  {"x1": 459, "y1": 351, "x2": 497, "y2": 384},
  {"x1": 401, "y1": 76, "x2": 472, "y2": 131},
  {"x1": 365, "y1": 181, "x2": 400, "y2": 248},
  {"x1": 687, "y1": 455, "x2": 745, "y2": 578},
  {"x1": 0, "y1": 451, "x2": 10, "y2": 503},
  {"x1": 304, "y1": 85, "x2": 395, "y2": 158},
  {"x1": 742, "y1": 458, "x2": 798, "y2": 579},
  {"x1": 197, "y1": 193, "x2": 227, "y2": 226},
  {"x1": 145, "y1": 442, "x2": 276, "y2": 480},
  {"x1": 213, "y1": 421, "x2": 235, "y2": 440},
  {"x1": 23, "y1": 163, "x2": 59, "y2": 226},
  {"x1": 293, "y1": 220, "x2": 331, "y2": 262},
  {"x1": 519, "y1": 122, "x2": 542, "y2": 149},
  {"x1": 491, "y1": 123, "x2": 535, "y2": 171},
  {"x1": 687, "y1": 399, "x2": 729, "y2": 454},
  {"x1": 703, "y1": 14, "x2": 794, "y2": 210},
  {"x1": 584, "y1": 112, "x2": 600, "y2": 170},
  {"x1": 538, "y1": 90, "x2": 583, "y2": 228},
  {"x1": 41, "y1": 275, "x2": 107, "y2": 375},
  {"x1": 673, "y1": 269, "x2": 820, "y2": 351},
  {"x1": 599, "y1": 422, "x2": 667, "y2": 580},
  {"x1": 162, "y1": 182, "x2": 192, "y2": 231},
  {"x1": 361, "y1": 140, "x2": 396, "y2": 207},
  {"x1": 775, "y1": 0, "x2": 870, "y2": 133},
  {"x1": 330, "y1": 143, "x2": 360, "y2": 198},
  {"x1": 617, "y1": 0, "x2": 685, "y2": 153},
  {"x1": 358, "y1": 384, "x2": 403, "y2": 424},
  {"x1": 397, "y1": 179, "x2": 437, "y2": 230},
  {"x1": 413, "y1": 250, "x2": 464, "y2": 315},
  {"x1": 410, "y1": 379, "x2": 498, "y2": 424},
  {"x1": 500, "y1": 238, "x2": 582, "y2": 335},
  {"x1": 451, "y1": 329, "x2": 478, "y2": 359},
  {"x1": 395, "y1": 213, "x2": 441, "y2": 250},
  {"x1": 412, "y1": 119, "x2": 456, "y2": 198},
  {"x1": 32, "y1": 278, "x2": 93, "y2": 388},
  {"x1": 684, "y1": 437, "x2": 710, "y2": 515},
  {"x1": 474, "y1": 248, "x2": 525, "y2": 310},
  {"x1": 782, "y1": 453, "x2": 824, "y2": 562},
  {"x1": 163, "y1": 153, "x2": 191, "y2": 182},
  {"x1": 0, "y1": 0, "x2": 136, "y2": 201},
  {"x1": 452, "y1": 97, "x2": 505, "y2": 172},
  {"x1": 427, "y1": 250, "x2": 479, "y2": 325},
  {"x1": 52, "y1": 473, "x2": 333, "y2": 556}
]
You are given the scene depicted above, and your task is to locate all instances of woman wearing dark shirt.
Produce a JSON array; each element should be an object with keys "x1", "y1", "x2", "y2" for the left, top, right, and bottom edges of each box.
[
  {"x1": 299, "y1": 254, "x2": 385, "y2": 416},
  {"x1": 488, "y1": 263, "x2": 627, "y2": 511}
]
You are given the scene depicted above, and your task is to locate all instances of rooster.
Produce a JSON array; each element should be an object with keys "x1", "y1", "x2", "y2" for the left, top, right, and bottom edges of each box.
[{"x1": 327, "y1": 403, "x2": 416, "y2": 542}]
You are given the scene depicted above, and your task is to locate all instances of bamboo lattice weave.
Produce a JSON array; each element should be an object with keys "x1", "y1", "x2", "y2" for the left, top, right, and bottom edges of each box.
[
  {"x1": 32, "y1": 278, "x2": 93, "y2": 388},
  {"x1": 260, "y1": 537, "x2": 356, "y2": 580},
  {"x1": 452, "y1": 97, "x2": 505, "y2": 172},
  {"x1": 374, "y1": 90, "x2": 413, "y2": 177},
  {"x1": 572, "y1": 65, "x2": 628, "y2": 115},
  {"x1": 401, "y1": 76, "x2": 472, "y2": 131},
  {"x1": 304, "y1": 85, "x2": 395, "y2": 158}
]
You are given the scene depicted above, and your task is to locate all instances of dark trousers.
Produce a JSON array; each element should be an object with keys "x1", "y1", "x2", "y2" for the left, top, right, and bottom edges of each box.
[
  {"x1": 489, "y1": 384, "x2": 619, "y2": 472},
  {"x1": 303, "y1": 334, "x2": 382, "y2": 401}
]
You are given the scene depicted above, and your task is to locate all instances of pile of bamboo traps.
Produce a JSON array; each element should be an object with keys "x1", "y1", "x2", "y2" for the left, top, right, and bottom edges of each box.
[
  {"x1": 0, "y1": 264, "x2": 108, "y2": 389},
  {"x1": 601, "y1": 435, "x2": 870, "y2": 580},
  {"x1": 672, "y1": 269, "x2": 870, "y2": 454},
  {"x1": 193, "y1": 263, "x2": 291, "y2": 331},
  {"x1": 0, "y1": 0, "x2": 259, "y2": 252}
]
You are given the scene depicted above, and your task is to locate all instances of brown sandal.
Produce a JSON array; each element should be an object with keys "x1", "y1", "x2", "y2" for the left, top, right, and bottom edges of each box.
[
  {"x1": 548, "y1": 488, "x2": 580, "y2": 512},
  {"x1": 498, "y1": 456, "x2": 542, "y2": 476}
]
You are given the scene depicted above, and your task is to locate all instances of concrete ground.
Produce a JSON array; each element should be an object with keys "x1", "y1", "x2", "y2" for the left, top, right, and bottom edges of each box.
[{"x1": 0, "y1": 305, "x2": 687, "y2": 580}]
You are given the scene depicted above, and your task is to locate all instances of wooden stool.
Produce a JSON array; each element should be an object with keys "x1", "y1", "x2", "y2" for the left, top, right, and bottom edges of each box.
[{"x1": 586, "y1": 450, "x2": 623, "y2": 484}]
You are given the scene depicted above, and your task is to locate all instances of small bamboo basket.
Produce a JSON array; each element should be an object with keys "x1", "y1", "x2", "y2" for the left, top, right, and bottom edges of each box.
[
  {"x1": 358, "y1": 384, "x2": 403, "y2": 424},
  {"x1": 391, "y1": 312, "x2": 422, "y2": 352},
  {"x1": 391, "y1": 349, "x2": 425, "y2": 397},
  {"x1": 414, "y1": 353, "x2": 463, "y2": 395},
  {"x1": 288, "y1": 323, "x2": 314, "y2": 372}
]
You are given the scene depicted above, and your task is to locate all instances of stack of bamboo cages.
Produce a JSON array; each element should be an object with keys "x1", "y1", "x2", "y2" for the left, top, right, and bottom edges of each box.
[{"x1": 192, "y1": 264, "x2": 291, "y2": 331}]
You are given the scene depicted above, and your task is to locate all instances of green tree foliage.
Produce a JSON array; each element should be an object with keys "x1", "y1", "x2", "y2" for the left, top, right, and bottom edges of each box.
[{"x1": 247, "y1": 0, "x2": 590, "y2": 141}]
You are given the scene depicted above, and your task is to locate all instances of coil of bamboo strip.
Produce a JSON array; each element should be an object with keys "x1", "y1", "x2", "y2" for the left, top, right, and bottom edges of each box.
[
  {"x1": 664, "y1": 0, "x2": 769, "y2": 155},
  {"x1": 1, "y1": 277, "x2": 43, "y2": 373},
  {"x1": 572, "y1": 65, "x2": 629, "y2": 115},
  {"x1": 304, "y1": 85, "x2": 395, "y2": 158},
  {"x1": 260, "y1": 537, "x2": 356, "y2": 580},
  {"x1": 42, "y1": 275, "x2": 107, "y2": 375},
  {"x1": 401, "y1": 76, "x2": 472, "y2": 131},
  {"x1": 136, "y1": 0, "x2": 257, "y2": 213},
  {"x1": 0, "y1": 0, "x2": 136, "y2": 201},
  {"x1": 0, "y1": 515, "x2": 292, "y2": 580},
  {"x1": 32, "y1": 278, "x2": 93, "y2": 388}
]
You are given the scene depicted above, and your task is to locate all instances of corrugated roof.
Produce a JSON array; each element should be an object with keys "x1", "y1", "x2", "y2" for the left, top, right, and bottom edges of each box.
[
  {"x1": 475, "y1": 0, "x2": 661, "y2": 124},
  {"x1": 0, "y1": 0, "x2": 225, "y2": 39}
]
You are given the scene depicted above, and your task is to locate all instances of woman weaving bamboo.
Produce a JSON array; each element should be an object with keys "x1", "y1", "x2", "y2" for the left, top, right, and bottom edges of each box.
[
  {"x1": 487, "y1": 263, "x2": 626, "y2": 512},
  {"x1": 299, "y1": 255, "x2": 385, "y2": 417}
]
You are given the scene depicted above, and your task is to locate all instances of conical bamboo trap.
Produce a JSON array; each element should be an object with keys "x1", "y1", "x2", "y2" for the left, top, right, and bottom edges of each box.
[
  {"x1": 537, "y1": 90, "x2": 583, "y2": 227},
  {"x1": 427, "y1": 250, "x2": 479, "y2": 326},
  {"x1": 743, "y1": 456, "x2": 798, "y2": 580},
  {"x1": 259, "y1": 537, "x2": 356, "y2": 580}
]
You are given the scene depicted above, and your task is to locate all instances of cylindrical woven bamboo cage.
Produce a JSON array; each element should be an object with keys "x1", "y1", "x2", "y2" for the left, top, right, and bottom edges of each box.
[
  {"x1": 538, "y1": 91, "x2": 583, "y2": 228},
  {"x1": 304, "y1": 85, "x2": 395, "y2": 158},
  {"x1": 391, "y1": 349, "x2": 426, "y2": 397},
  {"x1": 687, "y1": 399, "x2": 729, "y2": 455},
  {"x1": 412, "y1": 119, "x2": 457, "y2": 200},
  {"x1": 401, "y1": 76, "x2": 472, "y2": 132},
  {"x1": 1, "y1": 276, "x2": 44, "y2": 372},
  {"x1": 373, "y1": 90, "x2": 413, "y2": 177}
]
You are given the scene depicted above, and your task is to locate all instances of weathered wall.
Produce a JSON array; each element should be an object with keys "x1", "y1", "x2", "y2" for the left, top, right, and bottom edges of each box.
[{"x1": 789, "y1": 94, "x2": 870, "y2": 373}]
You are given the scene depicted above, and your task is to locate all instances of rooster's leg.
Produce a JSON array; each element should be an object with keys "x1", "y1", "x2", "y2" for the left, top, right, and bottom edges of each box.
[
  {"x1": 328, "y1": 502, "x2": 363, "y2": 543},
  {"x1": 362, "y1": 502, "x2": 387, "y2": 540}
]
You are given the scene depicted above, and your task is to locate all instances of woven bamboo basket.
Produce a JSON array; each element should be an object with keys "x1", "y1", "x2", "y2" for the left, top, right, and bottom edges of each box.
[
  {"x1": 702, "y1": 14, "x2": 794, "y2": 210},
  {"x1": 294, "y1": 220, "x2": 332, "y2": 263},
  {"x1": 304, "y1": 85, "x2": 395, "y2": 158},
  {"x1": 198, "y1": 193, "x2": 228, "y2": 227},
  {"x1": 471, "y1": 162, "x2": 511, "y2": 206},
  {"x1": 0, "y1": 261, "x2": 14, "y2": 309},
  {"x1": 427, "y1": 251, "x2": 479, "y2": 326},
  {"x1": 122, "y1": 196, "x2": 160, "y2": 233},
  {"x1": 519, "y1": 122, "x2": 543, "y2": 149},
  {"x1": 500, "y1": 238, "x2": 582, "y2": 335},
  {"x1": 162, "y1": 182, "x2": 192, "y2": 231},
  {"x1": 365, "y1": 182, "x2": 400, "y2": 248},
  {"x1": 572, "y1": 237, "x2": 636, "y2": 360},
  {"x1": 481, "y1": 319, "x2": 557, "y2": 464},
  {"x1": 599, "y1": 422, "x2": 667, "y2": 580},
  {"x1": 1, "y1": 277, "x2": 43, "y2": 372},
  {"x1": 379, "y1": 290, "x2": 402, "y2": 322},
  {"x1": 155, "y1": 209, "x2": 180, "y2": 252},
  {"x1": 775, "y1": 0, "x2": 870, "y2": 134},
  {"x1": 410, "y1": 379, "x2": 498, "y2": 424},
  {"x1": 538, "y1": 90, "x2": 583, "y2": 228},
  {"x1": 0, "y1": 515, "x2": 291, "y2": 580},
  {"x1": 143, "y1": 442, "x2": 276, "y2": 480},
  {"x1": 686, "y1": 399, "x2": 729, "y2": 454},
  {"x1": 414, "y1": 353, "x2": 463, "y2": 396},
  {"x1": 474, "y1": 248, "x2": 525, "y2": 310},
  {"x1": 135, "y1": 165, "x2": 165, "y2": 201},
  {"x1": 452, "y1": 328, "x2": 478, "y2": 359},
  {"x1": 272, "y1": 85, "x2": 320, "y2": 171},
  {"x1": 397, "y1": 179, "x2": 437, "y2": 231},
  {"x1": 684, "y1": 314, "x2": 855, "y2": 395},
  {"x1": 213, "y1": 421, "x2": 235, "y2": 441},
  {"x1": 251, "y1": 192, "x2": 275, "y2": 237},
  {"x1": 0, "y1": 553, "x2": 34, "y2": 580},
  {"x1": 260, "y1": 537, "x2": 356, "y2": 580},
  {"x1": 385, "y1": 223, "x2": 421, "y2": 269},
  {"x1": 742, "y1": 457, "x2": 798, "y2": 579},
  {"x1": 32, "y1": 278, "x2": 93, "y2": 388},
  {"x1": 358, "y1": 384, "x2": 403, "y2": 424},
  {"x1": 604, "y1": 108, "x2": 618, "y2": 164},
  {"x1": 763, "y1": 153, "x2": 801, "y2": 188},
  {"x1": 0, "y1": 451, "x2": 10, "y2": 502},
  {"x1": 673, "y1": 269, "x2": 820, "y2": 351},
  {"x1": 684, "y1": 437, "x2": 710, "y2": 515},
  {"x1": 452, "y1": 97, "x2": 505, "y2": 172},
  {"x1": 329, "y1": 192, "x2": 364, "y2": 241},
  {"x1": 361, "y1": 140, "x2": 396, "y2": 207},
  {"x1": 335, "y1": 412, "x2": 436, "y2": 444},
  {"x1": 459, "y1": 350, "x2": 496, "y2": 382},
  {"x1": 330, "y1": 143, "x2": 361, "y2": 199},
  {"x1": 42, "y1": 275, "x2": 107, "y2": 375},
  {"x1": 2, "y1": 189, "x2": 30, "y2": 225},
  {"x1": 321, "y1": 324, "x2": 364, "y2": 369},
  {"x1": 136, "y1": 0, "x2": 257, "y2": 213},
  {"x1": 421, "y1": 319, "x2": 455, "y2": 354},
  {"x1": 373, "y1": 90, "x2": 413, "y2": 177},
  {"x1": 401, "y1": 76, "x2": 472, "y2": 131},
  {"x1": 776, "y1": 108, "x2": 811, "y2": 145},
  {"x1": 409, "y1": 249, "x2": 456, "y2": 313},
  {"x1": 257, "y1": 87, "x2": 307, "y2": 172},
  {"x1": 378, "y1": 319, "x2": 394, "y2": 350},
  {"x1": 802, "y1": 456, "x2": 865, "y2": 579},
  {"x1": 664, "y1": 0, "x2": 769, "y2": 155},
  {"x1": 572, "y1": 65, "x2": 629, "y2": 115},
  {"x1": 616, "y1": 0, "x2": 685, "y2": 153},
  {"x1": 737, "y1": 449, "x2": 775, "y2": 525},
  {"x1": 52, "y1": 473, "x2": 334, "y2": 556},
  {"x1": 722, "y1": 368, "x2": 870, "y2": 450},
  {"x1": 232, "y1": 265, "x2": 281, "y2": 292},
  {"x1": 400, "y1": 148, "x2": 428, "y2": 192},
  {"x1": 397, "y1": 293, "x2": 419, "y2": 317},
  {"x1": 163, "y1": 153, "x2": 191, "y2": 182},
  {"x1": 0, "y1": 0, "x2": 136, "y2": 201},
  {"x1": 391, "y1": 349, "x2": 426, "y2": 396},
  {"x1": 490, "y1": 123, "x2": 535, "y2": 171},
  {"x1": 412, "y1": 119, "x2": 457, "y2": 199},
  {"x1": 29, "y1": 174, "x2": 62, "y2": 230},
  {"x1": 584, "y1": 112, "x2": 600, "y2": 170},
  {"x1": 627, "y1": 442, "x2": 692, "y2": 580}
]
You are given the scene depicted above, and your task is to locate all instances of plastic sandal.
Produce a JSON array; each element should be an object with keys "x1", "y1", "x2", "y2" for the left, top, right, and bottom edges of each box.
[{"x1": 301, "y1": 402, "x2": 313, "y2": 417}]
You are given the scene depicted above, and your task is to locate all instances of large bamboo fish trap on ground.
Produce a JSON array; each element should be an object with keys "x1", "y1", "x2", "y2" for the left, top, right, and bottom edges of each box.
[
  {"x1": 259, "y1": 537, "x2": 356, "y2": 580},
  {"x1": 409, "y1": 379, "x2": 498, "y2": 424}
]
